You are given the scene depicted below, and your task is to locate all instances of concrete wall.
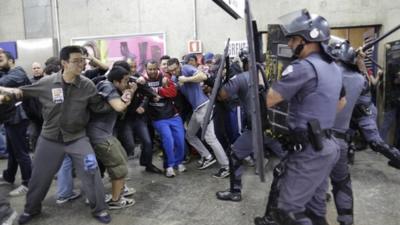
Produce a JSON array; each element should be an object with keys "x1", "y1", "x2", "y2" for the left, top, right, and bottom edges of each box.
[
  {"x1": 0, "y1": 0, "x2": 399, "y2": 62},
  {"x1": 0, "y1": 0, "x2": 25, "y2": 41}
]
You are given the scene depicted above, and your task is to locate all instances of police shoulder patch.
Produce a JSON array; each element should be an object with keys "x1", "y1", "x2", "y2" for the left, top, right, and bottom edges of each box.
[{"x1": 281, "y1": 65, "x2": 293, "y2": 77}]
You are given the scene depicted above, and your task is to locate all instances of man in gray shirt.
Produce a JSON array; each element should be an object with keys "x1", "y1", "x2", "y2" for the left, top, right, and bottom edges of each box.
[{"x1": 0, "y1": 46, "x2": 113, "y2": 224}]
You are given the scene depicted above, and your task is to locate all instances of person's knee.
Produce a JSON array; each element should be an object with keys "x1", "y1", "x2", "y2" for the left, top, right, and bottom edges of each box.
[{"x1": 108, "y1": 164, "x2": 128, "y2": 180}]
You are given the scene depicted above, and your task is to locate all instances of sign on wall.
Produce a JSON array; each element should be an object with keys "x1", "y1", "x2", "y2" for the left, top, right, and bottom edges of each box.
[
  {"x1": 72, "y1": 32, "x2": 166, "y2": 73},
  {"x1": 187, "y1": 40, "x2": 203, "y2": 53},
  {"x1": 228, "y1": 40, "x2": 247, "y2": 57},
  {"x1": 0, "y1": 41, "x2": 18, "y2": 59}
]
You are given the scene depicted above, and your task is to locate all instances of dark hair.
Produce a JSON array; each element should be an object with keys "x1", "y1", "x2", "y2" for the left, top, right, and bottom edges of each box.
[
  {"x1": 45, "y1": 56, "x2": 60, "y2": 66},
  {"x1": 59, "y1": 45, "x2": 83, "y2": 61},
  {"x1": 145, "y1": 60, "x2": 158, "y2": 68},
  {"x1": 184, "y1": 53, "x2": 197, "y2": 64},
  {"x1": 167, "y1": 58, "x2": 180, "y2": 67},
  {"x1": 2, "y1": 51, "x2": 15, "y2": 63},
  {"x1": 113, "y1": 60, "x2": 130, "y2": 71},
  {"x1": 44, "y1": 56, "x2": 61, "y2": 74},
  {"x1": 159, "y1": 55, "x2": 170, "y2": 62},
  {"x1": 107, "y1": 66, "x2": 129, "y2": 82},
  {"x1": 80, "y1": 47, "x2": 88, "y2": 56},
  {"x1": 83, "y1": 41, "x2": 100, "y2": 59}
]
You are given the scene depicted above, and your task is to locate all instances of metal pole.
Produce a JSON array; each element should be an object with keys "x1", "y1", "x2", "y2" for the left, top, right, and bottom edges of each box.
[
  {"x1": 51, "y1": 0, "x2": 61, "y2": 52},
  {"x1": 193, "y1": 0, "x2": 198, "y2": 40}
]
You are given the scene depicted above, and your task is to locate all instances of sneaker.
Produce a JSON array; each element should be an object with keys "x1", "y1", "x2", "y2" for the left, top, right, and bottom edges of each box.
[
  {"x1": 105, "y1": 194, "x2": 112, "y2": 203},
  {"x1": 244, "y1": 156, "x2": 255, "y2": 167},
  {"x1": 17, "y1": 212, "x2": 40, "y2": 225},
  {"x1": 85, "y1": 194, "x2": 112, "y2": 205},
  {"x1": 198, "y1": 156, "x2": 216, "y2": 170},
  {"x1": 2, "y1": 210, "x2": 17, "y2": 225},
  {"x1": 216, "y1": 189, "x2": 242, "y2": 202},
  {"x1": 213, "y1": 167, "x2": 230, "y2": 178},
  {"x1": 56, "y1": 192, "x2": 81, "y2": 204},
  {"x1": 122, "y1": 185, "x2": 136, "y2": 197},
  {"x1": 9, "y1": 185, "x2": 28, "y2": 197},
  {"x1": 93, "y1": 211, "x2": 111, "y2": 224},
  {"x1": 165, "y1": 167, "x2": 176, "y2": 178},
  {"x1": 197, "y1": 157, "x2": 204, "y2": 165},
  {"x1": 254, "y1": 215, "x2": 277, "y2": 225},
  {"x1": 177, "y1": 164, "x2": 187, "y2": 173},
  {"x1": 0, "y1": 174, "x2": 12, "y2": 185},
  {"x1": 108, "y1": 196, "x2": 135, "y2": 210},
  {"x1": 145, "y1": 164, "x2": 163, "y2": 174}
]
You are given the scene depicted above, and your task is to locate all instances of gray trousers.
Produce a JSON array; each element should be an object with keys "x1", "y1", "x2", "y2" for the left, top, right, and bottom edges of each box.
[
  {"x1": 330, "y1": 138, "x2": 353, "y2": 225},
  {"x1": 0, "y1": 196, "x2": 13, "y2": 224},
  {"x1": 24, "y1": 136, "x2": 107, "y2": 215},
  {"x1": 186, "y1": 102, "x2": 229, "y2": 167},
  {"x1": 277, "y1": 138, "x2": 340, "y2": 225}
]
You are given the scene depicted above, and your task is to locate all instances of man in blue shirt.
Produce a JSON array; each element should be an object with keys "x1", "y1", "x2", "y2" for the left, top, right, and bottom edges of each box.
[{"x1": 167, "y1": 58, "x2": 230, "y2": 178}]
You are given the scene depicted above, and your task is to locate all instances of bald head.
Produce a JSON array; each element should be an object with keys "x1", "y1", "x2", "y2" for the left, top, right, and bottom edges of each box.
[{"x1": 32, "y1": 62, "x2": 43, "y2": 77}]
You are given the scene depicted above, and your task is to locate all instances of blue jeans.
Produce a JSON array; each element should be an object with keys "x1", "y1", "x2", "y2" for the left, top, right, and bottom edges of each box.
[
  {"x1": 56, "y1": 155, "x2": 74, "y2": 198},
  {"x1": 0, "y1": 124, "x2": 6, "y2": 155},
  {"x1": 153, "y1": 116, "x2": 185, "y2": 168}
]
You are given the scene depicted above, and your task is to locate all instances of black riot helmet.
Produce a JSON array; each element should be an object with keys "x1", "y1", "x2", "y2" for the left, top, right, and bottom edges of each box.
[
  {"x1": 326, "y1": 35, "x2": 357, "y2": 65},
  {"x1": 238, "y1": 47, "x2": 249, "y2": 63},
  {"x1": 279, "y1": 9, "x2": 331, "y2": 58},
  {"x1": 238, "y1": 47, "x2": 249, "y2": 71},
  {"x1": 279, "y1": 9, "x2": 330, "y2": 42}
]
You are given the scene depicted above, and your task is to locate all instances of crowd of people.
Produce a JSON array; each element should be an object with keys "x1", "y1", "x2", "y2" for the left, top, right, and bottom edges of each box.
[
  {"x1": 0, "y1": 38, "x2": 251, "y2": 224},
  {"x1": 0, "y1": 8, "x2": 399, "y2": 225}
]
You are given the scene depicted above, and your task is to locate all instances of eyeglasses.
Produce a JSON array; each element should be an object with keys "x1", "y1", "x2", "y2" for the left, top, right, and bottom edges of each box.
[{"x1": 68, "y1": 58, "x2": 86, "y2": 64}]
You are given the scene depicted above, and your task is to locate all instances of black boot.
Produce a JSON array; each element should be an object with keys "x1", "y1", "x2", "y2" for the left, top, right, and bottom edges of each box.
[
  {"x1": 388, "y1": 159, "x2": 400, "y2": 169},
  {"x1": 145, "y1": 164, "x2": 163, "y2": 174},
  {"x1": 254, "y1": 215, "x2": 277, "y2": 225},
  {"x1": 216, "y1": 189, "x2": 241, "y2": 202}
]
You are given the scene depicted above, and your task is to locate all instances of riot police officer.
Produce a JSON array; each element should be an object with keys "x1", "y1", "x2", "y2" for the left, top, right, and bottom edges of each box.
[
  {"x1": 350, "y1": 63, "x2": 400, "y2": 169},
  {"x1": 265, "y1": 9, "x2": 344, "y2": 225},
  {"x1": 327, "y1": 37, "x2": 367, "y2": 225}
]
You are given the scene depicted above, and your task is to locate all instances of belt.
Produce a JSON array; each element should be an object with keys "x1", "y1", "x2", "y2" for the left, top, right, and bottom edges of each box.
[
  {"x1": 332, "y1": 130, "x2": 350, "y2": 142},
  {"x1": 291, "y1": 129, "x2": 332, "y2": 140}
]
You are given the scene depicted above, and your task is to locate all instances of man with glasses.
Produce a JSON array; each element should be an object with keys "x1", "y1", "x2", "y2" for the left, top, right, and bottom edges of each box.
[{"x1": 0, "y1": 46, "x2": 113, "y2": 224}]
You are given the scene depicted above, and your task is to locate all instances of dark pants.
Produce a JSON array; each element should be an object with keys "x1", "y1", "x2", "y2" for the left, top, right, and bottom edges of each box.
[
  {"x1": 2, "y1": 120, "x2": 31, "y2": 186},
  {"x1": 330, "y1": 138, "x2": 353, "y2": 225},
  {"x1": 230, "y1": 130, "x2": 253, "y2": 191},
  {"x1": 277, "y1": 138, "x2": 339, "y2": 225},
  {"x1": 24, "y1": 136, "x2": 107, "y2": 215},
  {"x1": 118, "y1": 116, "x2": 153, "y2": 167}
]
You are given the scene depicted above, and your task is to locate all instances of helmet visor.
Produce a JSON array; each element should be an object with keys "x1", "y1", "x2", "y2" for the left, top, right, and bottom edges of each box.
[{"x1": 278, "y1": 9, "x2": 311, "y2": 36}]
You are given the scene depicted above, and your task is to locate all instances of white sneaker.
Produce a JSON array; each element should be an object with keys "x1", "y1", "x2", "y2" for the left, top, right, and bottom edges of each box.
[
  {"x1": 122, "y1": 184, "x2": 136, "y2": 197},
  {"x1": 165, "y1": 167, "x2": 176, "y2": 178},
  {"x1": 177, "y1": 164, "x2": 187, "y2": 173},
  {"x1": 9, "y1": 185, "x2": 28, "y2": 197},
  {"x1": 85, "y1": 194, "x2": 112, "y2": 205}
]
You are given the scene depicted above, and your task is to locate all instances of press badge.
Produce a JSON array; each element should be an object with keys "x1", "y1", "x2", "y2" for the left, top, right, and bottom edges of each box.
[{"x1": 51, "y1": 88, "x2": 64, "y2": 103}]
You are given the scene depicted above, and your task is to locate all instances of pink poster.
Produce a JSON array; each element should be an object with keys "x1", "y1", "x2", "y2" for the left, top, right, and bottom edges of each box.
[{"x1": 72, "y1": 33, "x2": 165, "y2": 73}]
